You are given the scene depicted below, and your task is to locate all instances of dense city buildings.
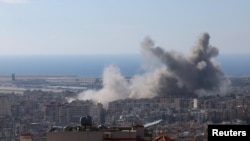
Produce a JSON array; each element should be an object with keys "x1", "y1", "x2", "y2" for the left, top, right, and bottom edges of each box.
[{"x1": 0, "y1": 75, "x2": 250, "y2": 141}]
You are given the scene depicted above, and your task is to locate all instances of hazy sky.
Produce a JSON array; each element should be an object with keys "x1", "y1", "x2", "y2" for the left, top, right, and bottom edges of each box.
[{"x1": 0, "y1": 0, "x2": 249, "y2": 55}]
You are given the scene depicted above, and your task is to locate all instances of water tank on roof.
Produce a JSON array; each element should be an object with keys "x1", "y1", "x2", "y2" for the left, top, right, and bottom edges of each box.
[{"x1": 80, "y1": 115, "x2": 92, "y2": 128}]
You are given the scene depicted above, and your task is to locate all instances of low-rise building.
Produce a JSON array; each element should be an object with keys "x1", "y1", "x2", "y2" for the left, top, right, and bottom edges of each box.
[{"x1": 47, "y1": 125, "x2": 145, "y2": 141}]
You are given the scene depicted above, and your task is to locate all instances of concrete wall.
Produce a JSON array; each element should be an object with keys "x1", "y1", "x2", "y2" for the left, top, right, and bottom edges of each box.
[{"x1": 47, "y1": 131, "x2": 103, "y2": 141}]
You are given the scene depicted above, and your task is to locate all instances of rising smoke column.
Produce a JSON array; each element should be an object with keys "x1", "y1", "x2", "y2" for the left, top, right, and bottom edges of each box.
[
  {"x1": 76, "y1": 32, "x2": 230, "y2": 107},
  {"x1": 77, "y1": 65, "x2": 130, "y2": 107},
  {"x1": 142, "y1": 32, "x2": 230, "y2": 96},
  {"x1": 77, "y1": 64, "x2": 159, "y2": 108}
]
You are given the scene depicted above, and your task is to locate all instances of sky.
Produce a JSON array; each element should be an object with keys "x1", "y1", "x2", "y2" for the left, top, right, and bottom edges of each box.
[{"x1": 0, "y1": 0, "x2": 249, "y2": 55}]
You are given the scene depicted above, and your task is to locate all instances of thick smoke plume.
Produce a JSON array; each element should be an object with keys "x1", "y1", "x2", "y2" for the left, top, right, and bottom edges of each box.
[{"x1": 77, "y1": 33, "x2": 230, "y2": 107}]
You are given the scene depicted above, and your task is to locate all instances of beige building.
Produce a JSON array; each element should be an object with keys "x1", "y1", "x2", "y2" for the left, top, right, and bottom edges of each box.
[
  {"x1": 90, "y1": 103, "x2": 105, "y2": 125},
  {"x1": 0, "y1": 96, "x2": 11, "y2": 116},
  {"x1": 20, "y1": 133, "x2": 32, "y2": 141},
  {"x1": 47, "y1": 125, "x2": 145, "y2": 141}
]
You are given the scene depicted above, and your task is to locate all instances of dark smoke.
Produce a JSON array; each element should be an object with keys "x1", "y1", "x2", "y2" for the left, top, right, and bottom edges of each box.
[
  {"x1": 142, "y1": 32, "x2": 230, "y2": 96},
  {"x1": 76, "y1": 32, "x2": 230, "y2": 107}
]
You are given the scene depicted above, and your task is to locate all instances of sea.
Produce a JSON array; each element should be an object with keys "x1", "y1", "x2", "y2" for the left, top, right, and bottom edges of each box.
[{"x1": 0, "y1": 54, "x2": 249, "y2": 77}]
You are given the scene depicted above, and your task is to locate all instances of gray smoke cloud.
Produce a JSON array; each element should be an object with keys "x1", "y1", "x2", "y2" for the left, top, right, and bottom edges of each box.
[
  {"x1": 77, "y1": 32, "x2": 230, "y2": 107},
  {"x1": 142, "y1": 32, "x2": 230, "y2": 96},
  {"x1": 77, "y1": 64, "x2": 159, "y2": 108},
  {"x1": 78, "y1": 65, "x2": 130, "y2": 107}
]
